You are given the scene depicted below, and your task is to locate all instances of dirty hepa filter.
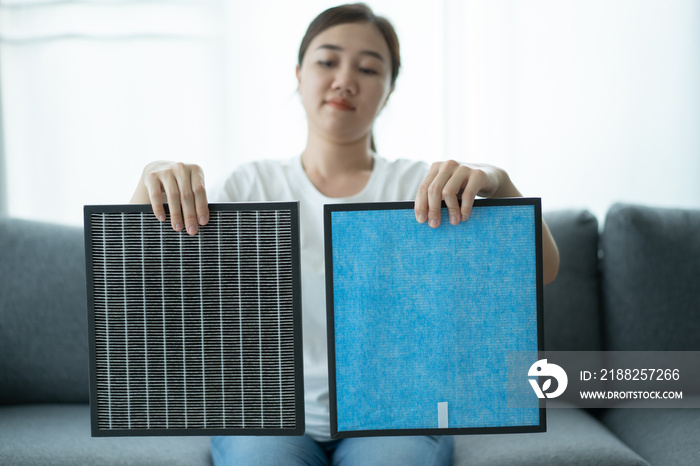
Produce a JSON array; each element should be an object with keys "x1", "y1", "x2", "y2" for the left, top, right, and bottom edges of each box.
[
  {"x1": 84, "y1": 203, "x2": 303, "y2": 436},
  {"x1": 324, "y1": 199, "x2": 545, "y2": 438}
]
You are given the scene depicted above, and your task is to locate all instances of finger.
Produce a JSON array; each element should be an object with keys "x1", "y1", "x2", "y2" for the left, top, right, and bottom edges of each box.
[
  {"x1": 144, "y1": 172, "x2": 167, "y2": 222},
  {"x1": 442, "y1": 166, "x2": 468, "y2": 225},
  {"x1": 191, "y1": 166, "x2": 209, "y2": 227},
  {"x1": 160, "y1": 172, "x2": 184, "y2": 232},
  {"x1": 171, "y1": 163, "x2": 199, "y2": 236},
  {"x1": 460, "y1": 169, "x2": 486, "y2": 221},
  {"x1": 414, "y1": 163, "x2": 440, "y2": 223},
  {"x1": 427, "y1": 160, "x2": 459, "y2": 228}
]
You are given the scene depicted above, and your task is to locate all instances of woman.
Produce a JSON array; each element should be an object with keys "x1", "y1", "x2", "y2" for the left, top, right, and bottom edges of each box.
[{"x1": 131, "y1": 4, "x2": 559, "y2": 465}]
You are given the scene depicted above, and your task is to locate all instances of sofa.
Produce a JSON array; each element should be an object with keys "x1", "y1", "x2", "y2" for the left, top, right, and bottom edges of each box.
[{"x1": 1, "y1": 203, "x2": 699, "y2": 465}]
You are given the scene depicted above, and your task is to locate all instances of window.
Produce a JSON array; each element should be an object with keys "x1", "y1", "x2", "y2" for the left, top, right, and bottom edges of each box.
[{"x1": 2, "y1": 0, "x2": 699, "y2": 226}]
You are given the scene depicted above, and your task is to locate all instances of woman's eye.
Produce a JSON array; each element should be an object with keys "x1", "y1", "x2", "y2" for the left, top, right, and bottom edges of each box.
[
  {"x1": 359, "y1": 67, "x2": 378, "y2": 75},
  {"x1": 318, "y1": 60, "x2": 334, "y2": 68}
]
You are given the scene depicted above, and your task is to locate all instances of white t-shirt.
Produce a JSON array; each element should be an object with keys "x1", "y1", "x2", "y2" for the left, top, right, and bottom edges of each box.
[{"x1": 212, "y1": 154, "x2": 429, "y2": 440}]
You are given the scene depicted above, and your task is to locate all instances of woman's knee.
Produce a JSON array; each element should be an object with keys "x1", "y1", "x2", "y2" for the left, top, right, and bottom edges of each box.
[
  {"x1": 332, "y1": 435, "x2": 454, "y2": 466},
  {"x1": 211, "y1": 435, "x2": 327, "y2": 466}
]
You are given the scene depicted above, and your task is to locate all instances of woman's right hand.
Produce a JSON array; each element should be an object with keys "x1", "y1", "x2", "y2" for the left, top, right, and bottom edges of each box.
[{"x1": 130, "y1": 161, "x2": 209, "y2": 235}]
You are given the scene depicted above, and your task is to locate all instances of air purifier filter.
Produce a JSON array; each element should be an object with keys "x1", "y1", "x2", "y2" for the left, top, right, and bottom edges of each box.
[
  {"x1": 84, "y1": 203, "x2": 303, "y2": 436},
  {"x1": 324, "y1": 199, "x2": 545, "y2": 438}
]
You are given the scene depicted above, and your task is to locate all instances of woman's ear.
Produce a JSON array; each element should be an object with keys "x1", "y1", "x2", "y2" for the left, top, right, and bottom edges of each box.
[{"x1": 296, "y1": 64, "x2": 302, "y2": 92}]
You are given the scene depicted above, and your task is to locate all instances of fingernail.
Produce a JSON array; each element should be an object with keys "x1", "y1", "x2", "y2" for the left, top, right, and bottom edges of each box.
[
  {"x1": 188, "y1": 225, "x2": 197, "y2": 235},
  {"x1": 158, "y1": 215, "x2": 165, "y2": 222},
  {"x1": 450, "y1": 216, "x2": 459, "y2": 225},
  {"x1": 199, "y1": 216, "x2": 207, "y2": 225},
  {"x1": 175, "y1": 222, "x2": 183, "y2": 231},
  {"x1": 429, "y1": 219, "x2": 438, "y2": 228},
  {"x1": 462, "y1": 214, "x2": 469, "y2": 221},
  {"x1": 416, "y1": 213, "x2": 426, "y2": 223}
]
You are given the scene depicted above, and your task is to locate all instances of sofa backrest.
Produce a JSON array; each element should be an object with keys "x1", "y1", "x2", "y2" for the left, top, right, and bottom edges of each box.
[
  {"x1": 2, "y1": 207, "x2": 644, "y2": 403},
  {"x1": 542, "y1": 210, "x2": 604, "y2": 351},
  {"x1": 601, "y1": 203, "x2": 700, "y2": 350},
  {"x1": 0, "y1": 217, "x2": 89, "y2": 404}
]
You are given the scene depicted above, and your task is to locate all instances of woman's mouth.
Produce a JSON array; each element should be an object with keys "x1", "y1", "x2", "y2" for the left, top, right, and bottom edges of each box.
[{"x1": 326, "y1": 97, "x2": 355, "y2": 111}]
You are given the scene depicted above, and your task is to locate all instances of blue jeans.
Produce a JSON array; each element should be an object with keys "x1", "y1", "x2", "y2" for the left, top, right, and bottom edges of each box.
[{"x1": 211, "y1": 434, "x2": 454, "y2": 466}]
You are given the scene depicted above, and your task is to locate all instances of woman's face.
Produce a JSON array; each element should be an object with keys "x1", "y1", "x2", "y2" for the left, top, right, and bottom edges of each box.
[{"x1": 297, "y1": 22, "x2": 393, "y2": 147}]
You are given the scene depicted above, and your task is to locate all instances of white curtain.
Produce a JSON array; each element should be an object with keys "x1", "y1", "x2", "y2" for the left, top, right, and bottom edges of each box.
[
  {"x1": 451, "y1": 0, "x2": 700, "y2": 220},
  {"x1": 1, "y1": 0, "x2": 227, "y2": 225},
  {"x1": 2, "y1": 0, "x2": 699, "y2": 225}
]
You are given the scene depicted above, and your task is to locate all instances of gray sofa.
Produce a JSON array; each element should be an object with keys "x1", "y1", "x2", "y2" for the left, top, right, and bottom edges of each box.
[{"x1": 1, "y1": 203, "x2": 699, "y2": 465}]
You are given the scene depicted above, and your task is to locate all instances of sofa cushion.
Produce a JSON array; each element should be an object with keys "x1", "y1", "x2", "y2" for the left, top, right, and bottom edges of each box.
[
  {"x1": 542, "y1": 210, "x2": 603, "y2": 351},
  {"x1": 453, "y1": 406, "x2": 649, "y2": 465},
  {"x1": 601, "y1": 397, "x2": 700, "y2": 466},
  {"x1": 601, "y1": 204, "x2": 700, "y2": 350},
  {"x1": 0, "y1": 218, "x2": 89, "y2": 403},
  {"x1": 0, "y1": 404, "x2": 212, "y2": 466}
]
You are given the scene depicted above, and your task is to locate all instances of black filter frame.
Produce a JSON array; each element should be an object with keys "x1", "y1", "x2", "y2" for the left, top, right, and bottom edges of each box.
[{"x1": 84, "y1": 202, "x2": 304, "y2": 437}]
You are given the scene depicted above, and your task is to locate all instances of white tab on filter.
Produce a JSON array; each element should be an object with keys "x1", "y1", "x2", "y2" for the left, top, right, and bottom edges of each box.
[{"x1": 438, "y1": 401, "x2": 448, "y2": 428}]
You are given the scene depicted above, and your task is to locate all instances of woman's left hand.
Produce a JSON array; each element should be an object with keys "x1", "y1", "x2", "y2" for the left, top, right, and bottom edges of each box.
[{"x1": 414, "y1": 160, "x2": 518, "y2": 228}]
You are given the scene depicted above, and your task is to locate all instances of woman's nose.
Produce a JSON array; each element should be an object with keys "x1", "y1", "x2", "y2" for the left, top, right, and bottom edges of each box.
[{"x1": 332, "y1": 66, "x2": 358, "y2": 95}]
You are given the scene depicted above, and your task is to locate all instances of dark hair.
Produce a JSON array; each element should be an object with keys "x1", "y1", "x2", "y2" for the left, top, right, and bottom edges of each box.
[{"x1": 297, "y1": 3, "x2": 401, "y2": 152}]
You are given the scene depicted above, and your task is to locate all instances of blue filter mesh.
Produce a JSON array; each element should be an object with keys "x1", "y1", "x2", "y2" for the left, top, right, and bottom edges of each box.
[{"x1": 331, "y1": 205, "x2": 540, "y2": 433}]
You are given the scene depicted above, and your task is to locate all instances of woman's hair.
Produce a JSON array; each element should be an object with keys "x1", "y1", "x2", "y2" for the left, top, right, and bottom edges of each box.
[
  {"x1": 297, "y1": 3, "x2": 401, "y2": 152},
  {"x1": 298, "y1": 3, "x2": 401, "y2": 88}
]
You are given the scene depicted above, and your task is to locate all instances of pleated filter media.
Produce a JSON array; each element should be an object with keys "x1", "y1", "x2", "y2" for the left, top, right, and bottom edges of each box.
[
  {"x1": 84, "y1": 203, "x2": 303, "y2": 436},
  {"x1": 324, "y1": 199, "x2": 545, "y2": 438}
]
